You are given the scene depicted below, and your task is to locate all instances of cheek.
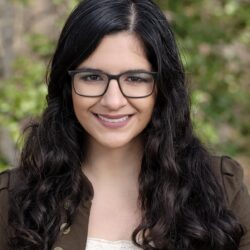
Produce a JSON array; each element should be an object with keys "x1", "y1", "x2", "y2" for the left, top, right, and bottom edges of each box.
[
  {"x1": 144, "y1": 105, "x2": 155, "y2": 124},
  {"x1": 72, "y1": 95, "x2": 84, "y2": 118},
  {"x1": 72, "y1": 94, "x2": 93, "y2": 121},
  {"x1": 133, "y1": 97, "x2": 155, "y2": 122},
  {"x1": 145, "y1": 99, "x2": 155, "y2": 123}
]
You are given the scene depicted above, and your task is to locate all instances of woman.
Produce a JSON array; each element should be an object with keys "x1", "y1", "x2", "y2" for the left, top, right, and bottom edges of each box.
[{"x1": 0, "y1": 0, "x2": 250, "y2": 249}]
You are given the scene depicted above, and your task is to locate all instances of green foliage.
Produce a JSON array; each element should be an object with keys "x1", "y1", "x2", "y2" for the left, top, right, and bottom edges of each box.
[
  {"x1": 0, "y1": 57, "x2": 47, "y2": 144},
  {"x1": 27, "y1": 33, "x2": 55, "y2": 59},
  {"x1": 159, "y1": 0, "x2": 250, "y2": 156},
  {"x1": 1, "y1": 0, "x2": 250, "y2": 171}
]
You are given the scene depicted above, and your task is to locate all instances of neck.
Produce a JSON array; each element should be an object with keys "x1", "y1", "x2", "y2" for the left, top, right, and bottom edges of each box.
[{"x1": 83, "y1": 137, "x2": 143, "y2": 186}]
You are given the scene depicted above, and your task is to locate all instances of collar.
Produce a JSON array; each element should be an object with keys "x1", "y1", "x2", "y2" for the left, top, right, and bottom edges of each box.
[
  {"x1": 52, "y1": 197, "x2": 92, "y2": 249},
  {"x1": 51, "y1": 172, "x2": 94, "y2": 250}
]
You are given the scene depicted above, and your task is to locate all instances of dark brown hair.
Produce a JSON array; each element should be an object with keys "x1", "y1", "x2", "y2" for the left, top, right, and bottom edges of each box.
[{"x1": 8, "y1": 0, "x2": 243, "y2": 249}]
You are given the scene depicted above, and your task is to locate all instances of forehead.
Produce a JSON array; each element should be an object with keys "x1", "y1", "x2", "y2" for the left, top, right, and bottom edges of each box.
[{"x1": 77, "y1": 31, "x2": 152, "y2": 73}]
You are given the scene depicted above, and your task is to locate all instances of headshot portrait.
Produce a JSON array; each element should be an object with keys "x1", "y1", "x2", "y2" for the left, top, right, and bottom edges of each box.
[{"x1": 0, "y1": 0, "x2": 249, "y2": 249}]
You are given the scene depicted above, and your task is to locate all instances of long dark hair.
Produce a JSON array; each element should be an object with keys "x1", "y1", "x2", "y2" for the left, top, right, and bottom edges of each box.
[{"x1": 8, "y1": 0, "x2": 243, "y2": 249}]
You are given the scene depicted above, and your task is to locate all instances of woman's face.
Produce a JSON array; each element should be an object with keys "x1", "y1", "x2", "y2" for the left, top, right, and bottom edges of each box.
[{"x1": 72, "y1": 31, "x2": 156, "y2": 149}]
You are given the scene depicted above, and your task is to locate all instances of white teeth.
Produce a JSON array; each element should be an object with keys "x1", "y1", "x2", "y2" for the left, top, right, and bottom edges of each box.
[{"x1": 97, "y1": 114, "x2": 129, "y2": 123}]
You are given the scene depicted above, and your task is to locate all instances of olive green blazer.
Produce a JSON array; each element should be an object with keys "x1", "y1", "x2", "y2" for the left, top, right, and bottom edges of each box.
[{"x1": 0, "y1": 156, "x2": 250, "y2": 250}]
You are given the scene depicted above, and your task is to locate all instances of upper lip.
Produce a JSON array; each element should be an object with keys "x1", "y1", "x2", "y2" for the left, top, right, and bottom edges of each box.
[{"x1": 93, "y1": 113, "x2": 133, "y2": 119}]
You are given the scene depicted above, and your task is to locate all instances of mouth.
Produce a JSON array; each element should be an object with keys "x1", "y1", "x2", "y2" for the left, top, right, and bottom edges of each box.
[{"x1": 92, "y1": 113, "x2": 134, "y2": 127}]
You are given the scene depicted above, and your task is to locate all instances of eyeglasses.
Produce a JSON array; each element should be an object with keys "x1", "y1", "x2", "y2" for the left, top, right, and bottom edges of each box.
[{"x1": 68, "y1": 69, "x2": 157, "y2": 98}]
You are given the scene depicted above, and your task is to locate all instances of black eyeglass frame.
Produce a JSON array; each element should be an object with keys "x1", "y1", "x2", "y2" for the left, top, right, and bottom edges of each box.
[{"x1": 68, "y1": 69, "x2": 157, "y2": 98}]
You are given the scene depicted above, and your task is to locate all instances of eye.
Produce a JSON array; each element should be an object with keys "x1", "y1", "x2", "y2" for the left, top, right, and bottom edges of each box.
[
  {"x1": 83, "y1": 74, "x2": 102, "y2": 81},
  {"x1": 127, "y1": 76, "x2": 144, "y2": 82},
  {"x1": 124, "y1": 73, "x2": 153, "y2": 84},
  {"x1": 77, "y1": 72, "x2": 104, "y2": 82}
]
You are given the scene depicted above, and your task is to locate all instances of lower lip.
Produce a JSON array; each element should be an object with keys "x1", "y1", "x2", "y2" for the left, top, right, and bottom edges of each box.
[{"x1": 93, "y1": 114, "x2": 133, "y2": 128}]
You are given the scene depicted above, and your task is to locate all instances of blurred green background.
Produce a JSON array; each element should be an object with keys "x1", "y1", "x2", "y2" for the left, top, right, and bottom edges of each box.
[{"x1": 0, "y1": 0, "x2": 249, "y2": 187}]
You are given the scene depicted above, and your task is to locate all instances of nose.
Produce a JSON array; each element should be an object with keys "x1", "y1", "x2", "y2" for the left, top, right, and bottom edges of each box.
[{"x1": 99, "y1": 79, "x2": 128, "y2": 110}]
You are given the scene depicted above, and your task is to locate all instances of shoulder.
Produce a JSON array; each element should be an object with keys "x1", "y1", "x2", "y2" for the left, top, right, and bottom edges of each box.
[
  {"x1": 211, "y1": 155, "x2": 250, "y2": 248},
  {"x1": 0, "y1": 167, "x2": 20, "y2": 192},
  {"x1": 0, "y1": 170, "x2": 10, "y2": 191},
  {"x1": 0, "y1": 168, "x2": 20, "y2": 223},
  {"x1": 0, "y1": 169, "x2": 12, "y2": 249},
  {"x1": 0, "y1": 169, "x2": 11, "y2": 210},
  {"x1": 0, "y1": 168, "x2": 22, "y2": 249},
  {"x1": 210, "y1": 155, "x2": 247, "y2": 206}
]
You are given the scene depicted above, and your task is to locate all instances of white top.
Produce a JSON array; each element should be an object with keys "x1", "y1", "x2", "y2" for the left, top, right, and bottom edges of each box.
[{"x1": 85, "y1": 237, "x2": 141, "y2": 250}]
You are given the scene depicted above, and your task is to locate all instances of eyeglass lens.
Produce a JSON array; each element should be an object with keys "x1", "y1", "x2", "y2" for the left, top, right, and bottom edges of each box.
[{"x1": 72, "y1": 71, "x2": 155, "y2": 98}]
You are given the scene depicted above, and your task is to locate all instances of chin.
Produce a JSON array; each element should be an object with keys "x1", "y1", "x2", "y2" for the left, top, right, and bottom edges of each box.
[
  {"x1": 92, "y1": 133, "x2": 138, "y2": 149},
  {"x1": 98, "y1": 139, "x2": 132, "y2": 149}
]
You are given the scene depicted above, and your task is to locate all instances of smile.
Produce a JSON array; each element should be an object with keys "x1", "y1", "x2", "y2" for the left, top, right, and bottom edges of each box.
[
  {"x1": 93, "y1": 113, "x2": 133, "y2": 128},
  {"x1": 97, "y1": 114, "x2": 129, "y2": 123}
]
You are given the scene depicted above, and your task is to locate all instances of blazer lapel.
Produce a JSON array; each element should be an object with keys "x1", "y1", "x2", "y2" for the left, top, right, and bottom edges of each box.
[{"x1": 52, "y1": 199, "x2": 92, "y2": 250}]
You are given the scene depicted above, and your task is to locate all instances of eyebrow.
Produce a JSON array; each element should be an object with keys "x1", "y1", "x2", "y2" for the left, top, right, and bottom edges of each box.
[
  {"x1": 76, "y1": 67, "x2": 153, "y2": 74},
  {"x1": 76, "y1": 67, "x2": 103, "y2": 72}
]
